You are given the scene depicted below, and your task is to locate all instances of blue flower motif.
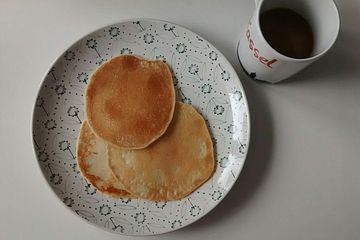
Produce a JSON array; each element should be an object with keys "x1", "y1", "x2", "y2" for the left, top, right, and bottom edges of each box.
[
  {"x1": 227, "y1": 124, "x2": 236, "y2": 134},
  {"x1": 85, "y1": 184, "x2": 96, "y2": 195},
  {"x1": 219, "y1": 157, "x2": 229, "y2": 168},
  {"x1": 188, "y1": 64, "x2": 199, "y2": 75},
  {"x1": 190, "y1": 205, "x2": 201, "y2": 217},
  {"x1": 134, "y1": 212, "x2": 146, "y2": 224},
  {"x1": 143, "y1": 33, "x2": 154, "y2": 44},
  {"x1": 55, "y1": 84, "x2": 66, "y2": 95},
  {"x1": 64, "y1": 51, "x2": 75, "y2": 61},
  {"x1": 163, "y1": 24, "x2": 177, "y2": 37},
  {"x1": 59, "y1": 140, "x2": 75, "y2": 159},
  {"x1": 86, "y1": 38, "x2": 97, "y2": 49},
  {"x1": 155, "y1": 55, "x2": 166, "y2": 63},
  {"x1": 155, "y1": 201, "x2": 167, "y2": 209},
  {"x1": 38, "y1": 149, "x2": 49, "y2": 162},
  {"x1": 58, "y1": 140, "x2": 70, "y2": 151},
  {"x1": 176, "y1": 43, "x2": 187, "y2": 53},
  {"x1": 239, "y1": 142, "x2": 247, "y2": 154},
  {"x1": 209, "y1": 51, "x2": 218, "y2": 61},
  {"x1": 44, "y1": 119, "x2": 57, "y2": 130},
  {"x1": 67, "y1": 106, "x2": 79, "y2": 117},
  {"x1": 50, "y1": 173, "x2": 62, "y2": 185},
  {"x1": 99, "y1": 204, "x2": 111, "y2": 216},
  {"x1": 77, "y1": 72, "x2": 88, "y2": 84},
  {"x1": 86, "y1": 38, "x2": 101, "y2": 57},
  {"x1": 109, "y1": 27, "x2": 120, "y2": 37},
  {"x1": 67, "y1": 106, "x2": 82, "y2": 123},
  {"x1": 233, "y1": 90, "x2": 243, "y2": 101},
  {"x1": 63, "y1": 197, "x2": 74, "y2": 207},
  {"x1": 171, "y1": 220, "x2": 182, "y2": 229},
  {"x1": 221, "y1": 70, "x2": 230, "y2": 81},
  {"x1": 120, "y1": 47, "x2": 132, "y2": 55},
  {"x1": 163, "y1": 24, "x2": 175, "y2": 32},
  {"x1": 112, "y1": 223, "x2": 124, "y2": 232},
  {"x1": 211, "y1": 190, "x2": 222, "y2": 201},
  {"x1": 213, "y1": 105, "x2": 225, "y2": 115},
  {"x1": 201, "y1": 84, "x2": 212, "y2": 94}
]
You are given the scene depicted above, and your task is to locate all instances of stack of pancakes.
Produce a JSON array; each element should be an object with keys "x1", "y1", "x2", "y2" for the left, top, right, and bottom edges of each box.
[{"x1": 76, "y1": 55, "x2": 214, "y2": 201}]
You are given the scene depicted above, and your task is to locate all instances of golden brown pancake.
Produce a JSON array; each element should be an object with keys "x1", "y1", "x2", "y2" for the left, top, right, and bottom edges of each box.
[
  {"x1": 108, "y1": 102, "x2": 215, "y2": 201},
  {"x1": 85, "y1": 55, "x2": 175, "y2": 149},
  {"x1": 76, "y1": 120, "x2": 131, "y2": 197}
]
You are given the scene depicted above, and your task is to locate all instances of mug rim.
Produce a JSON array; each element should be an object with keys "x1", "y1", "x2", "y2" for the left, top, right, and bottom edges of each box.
[{"x1": 255, "y1": 0, "x2": 341, "y2": 62}]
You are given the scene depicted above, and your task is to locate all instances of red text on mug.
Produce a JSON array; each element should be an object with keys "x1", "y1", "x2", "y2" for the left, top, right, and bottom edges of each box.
[{"x1": 246, "y1": 28, "x2": 277, "y2": 68}]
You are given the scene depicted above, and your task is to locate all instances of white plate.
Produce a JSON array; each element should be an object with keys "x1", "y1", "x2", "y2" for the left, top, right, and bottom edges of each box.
[{"x1": 32, "y1": 19, "x2": 250, "y2": 235}]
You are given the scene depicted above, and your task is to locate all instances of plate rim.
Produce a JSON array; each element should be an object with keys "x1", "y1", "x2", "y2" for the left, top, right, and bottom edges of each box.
[{"x1": 31, "y1": 18, "x2": 251, "y2": 236}]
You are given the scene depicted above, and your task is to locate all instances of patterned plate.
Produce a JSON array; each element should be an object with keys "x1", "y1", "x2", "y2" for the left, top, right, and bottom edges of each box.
[{"x1": 32, "y1": 19, "x2": 250, "y2": 235}]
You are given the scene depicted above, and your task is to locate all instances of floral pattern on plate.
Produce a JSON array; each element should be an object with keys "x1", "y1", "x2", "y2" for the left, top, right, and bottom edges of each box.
[{"x1": 32, "y1": 19, "x2": 250, "y2": 235}]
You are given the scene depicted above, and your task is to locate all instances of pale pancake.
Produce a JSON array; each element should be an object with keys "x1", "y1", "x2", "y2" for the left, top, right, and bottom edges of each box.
[
  {"x1": 76, "y1": 120, "x2": 131, "y2": 197},
  {"x1": 108, "y1": 102, "x2": 215, "y2": 201},
  {"x1": 85, "y1": 55, "x2": 175, "y2": 149}
]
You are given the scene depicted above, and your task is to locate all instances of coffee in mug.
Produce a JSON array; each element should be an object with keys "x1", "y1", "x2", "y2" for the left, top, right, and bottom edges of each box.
[
  {"x1": 260, "y1": 8, "x2": 314, "y2": 59},
  {"x1": 237, "y1": 0, "x2": 340, "y2": 83}
]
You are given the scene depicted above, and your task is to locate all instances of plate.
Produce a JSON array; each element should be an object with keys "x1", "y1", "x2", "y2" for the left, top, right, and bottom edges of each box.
[{"x1": 32, "y1": 19, "x2": 250, "y2": 235}]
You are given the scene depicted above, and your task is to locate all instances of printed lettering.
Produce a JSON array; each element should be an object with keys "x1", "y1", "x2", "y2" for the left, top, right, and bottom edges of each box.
[
  {"x1": 267, "y1": 59, "x2": 277, "y2": 68},
  {"x1": 246, "y1": 29, "x2": 250, "y2": 41},
  {"x1": 254, "y1": 48, "x2": 259, "y2": 58},
  {"x1": 259, "y1": 56, "x2": 268, "y2": 64},
  {"x1": 245, "y1": 26, "x2": 278, "y2": 68},
  {"x1": 249, "y1": 39, "x2": 254, "y2": 50}
]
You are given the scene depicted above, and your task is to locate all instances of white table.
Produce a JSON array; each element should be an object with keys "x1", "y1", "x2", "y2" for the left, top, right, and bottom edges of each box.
[{"x1": 1, "y1": 0, "x2": 359, "y2": 239}]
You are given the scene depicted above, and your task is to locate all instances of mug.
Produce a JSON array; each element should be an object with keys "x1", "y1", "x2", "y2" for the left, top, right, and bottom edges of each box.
[{"x1": 237, "y1": 0, "x2": 340, "y2": 83}]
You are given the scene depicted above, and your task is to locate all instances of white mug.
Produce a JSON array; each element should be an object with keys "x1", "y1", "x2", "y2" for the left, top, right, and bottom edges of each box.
[{"x1": 237, "y1": 0, "x2": 340, "y2": 83}]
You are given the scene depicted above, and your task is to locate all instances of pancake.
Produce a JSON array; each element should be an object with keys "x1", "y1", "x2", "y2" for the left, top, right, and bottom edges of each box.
[
  {"x1": 85, "y1": 55, "x2": 175, "y2": 149},
  {"x1": 76, "y1": 120, "x2": 131, "y2": 197},
  {"x1": 108, "y1": 102, "x2": 215, "y2": 201}
]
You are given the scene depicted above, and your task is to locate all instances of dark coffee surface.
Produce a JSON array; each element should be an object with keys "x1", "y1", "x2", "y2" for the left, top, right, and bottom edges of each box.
[{"x1": 260, "y1": 8, "x2": 314, "y2": 59}]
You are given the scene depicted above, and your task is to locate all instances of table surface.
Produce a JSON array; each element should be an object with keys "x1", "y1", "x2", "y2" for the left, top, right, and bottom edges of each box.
[{"x1": 1, "y1": 0, "x2": 359, "y2": 239}]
